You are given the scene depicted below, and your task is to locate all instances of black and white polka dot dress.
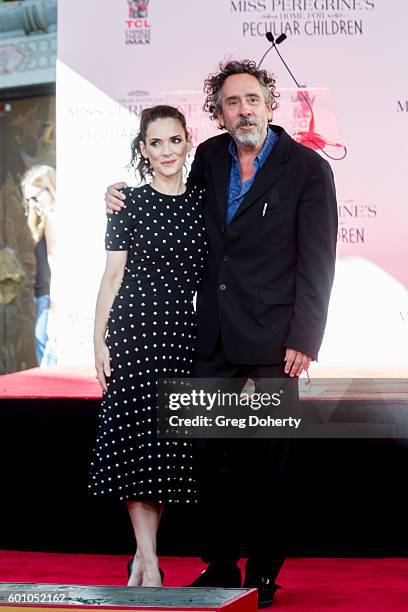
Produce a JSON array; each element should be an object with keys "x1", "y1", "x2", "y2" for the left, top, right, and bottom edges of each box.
[{"x1": 88, "y1": 183, "x2": 207, "y2": 503}]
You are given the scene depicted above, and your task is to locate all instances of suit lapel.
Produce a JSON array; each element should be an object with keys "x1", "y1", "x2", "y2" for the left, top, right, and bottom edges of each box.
[
  {"x1": 232, "y1": 127, "x2": 291, "y2": 222},
  {"x1": 209, "y1": 140, "x2": 231, "y2": 226}
]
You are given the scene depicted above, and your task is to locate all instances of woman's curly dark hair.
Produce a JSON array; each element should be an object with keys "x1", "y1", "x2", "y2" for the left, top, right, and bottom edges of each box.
[
  {"x1": 129, "y1": 105, "x2": 189, "y2": 182},
  {"x1": 203, "y1": 59, "x2": 279, "y2": 129}
]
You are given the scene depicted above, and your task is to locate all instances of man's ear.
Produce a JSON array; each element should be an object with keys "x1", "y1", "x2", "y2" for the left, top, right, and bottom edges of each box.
[
  {"x1": 217, "y1": 112, "x2": 225, "y2": 128},
  {"x1": 266, "y1": 104, "x2": 273, "y2": 122}
]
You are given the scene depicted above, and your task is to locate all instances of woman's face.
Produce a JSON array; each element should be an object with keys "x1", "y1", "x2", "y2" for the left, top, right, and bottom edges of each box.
[
  {"x1": 24, "y1": 185, "x2": 53, "y2": 215},
  {"x1": 140, "y1": 117, "x2": 191, "y2": 179}
]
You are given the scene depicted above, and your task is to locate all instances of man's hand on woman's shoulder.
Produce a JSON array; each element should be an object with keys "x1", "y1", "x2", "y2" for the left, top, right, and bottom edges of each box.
[{"x1": 105, "y1": 182, "x2": 128, "y2": 214}]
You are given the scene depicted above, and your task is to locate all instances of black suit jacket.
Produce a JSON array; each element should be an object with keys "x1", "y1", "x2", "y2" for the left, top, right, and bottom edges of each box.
[{"x1": 189, "y1": 125, "x2": 338, "y2": 364}]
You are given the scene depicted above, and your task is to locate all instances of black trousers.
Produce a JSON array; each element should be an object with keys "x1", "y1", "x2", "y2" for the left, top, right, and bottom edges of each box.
[{"x1": 193, "y1": 335, "x2": 296, "y2": 578}]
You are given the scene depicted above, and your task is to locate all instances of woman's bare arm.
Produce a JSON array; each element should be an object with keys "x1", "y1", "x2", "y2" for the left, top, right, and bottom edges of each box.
[{"x1": 94, "y1": 251, "x2": 127, "y2": 391}]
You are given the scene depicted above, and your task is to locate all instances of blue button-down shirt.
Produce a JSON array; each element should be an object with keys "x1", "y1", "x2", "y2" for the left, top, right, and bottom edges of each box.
[{"x1": 226, "y1": 127, "x2": 278, "y2": 225}]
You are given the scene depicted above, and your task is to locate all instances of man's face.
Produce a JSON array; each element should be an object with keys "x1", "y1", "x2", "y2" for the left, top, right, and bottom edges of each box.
[{"x1": 218, "y1": 73, "x2": 272, "y2": 148}]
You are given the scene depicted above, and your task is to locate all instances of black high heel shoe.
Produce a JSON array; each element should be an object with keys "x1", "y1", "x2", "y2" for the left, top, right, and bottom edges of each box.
[{"x1": 127, "y1": 559, "x2": 164, "y2": 582}]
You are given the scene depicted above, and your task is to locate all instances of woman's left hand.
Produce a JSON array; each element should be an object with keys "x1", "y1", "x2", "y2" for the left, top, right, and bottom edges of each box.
[{"x1": 94, "y1": 341, "x2": 111, "y2": 393}]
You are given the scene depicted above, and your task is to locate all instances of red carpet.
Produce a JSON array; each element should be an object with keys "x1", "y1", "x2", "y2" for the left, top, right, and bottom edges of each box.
[
  {"x1": 1, "y1": 551, "x2": 407, "y2": 610},
  {"x1": 0, "y1": 366, "x2": 101, "y2": 399},
  {"x1": 1, "y1": 366, "x2": 408, "y2": 400}
]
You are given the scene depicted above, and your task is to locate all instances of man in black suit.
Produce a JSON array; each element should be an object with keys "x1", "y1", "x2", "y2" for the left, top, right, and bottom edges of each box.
[{"x1": 105, "y1": 59, "x2": 337, "y2": 607}]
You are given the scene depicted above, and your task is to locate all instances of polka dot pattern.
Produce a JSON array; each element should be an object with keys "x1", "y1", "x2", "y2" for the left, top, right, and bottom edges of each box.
[{"x1": 88, "y1": 184, "x2": 207, "y2": 503}]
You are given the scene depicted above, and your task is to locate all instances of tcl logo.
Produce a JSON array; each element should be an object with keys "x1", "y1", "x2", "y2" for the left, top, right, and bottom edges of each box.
[{"x1": 126, "y1": 19, "x2": 151, "y2": 28}]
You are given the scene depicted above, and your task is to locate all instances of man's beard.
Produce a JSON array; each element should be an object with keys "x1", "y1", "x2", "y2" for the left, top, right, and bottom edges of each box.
[{"x1": 231, "y1": 117, "x2": 266, "y2": 147}]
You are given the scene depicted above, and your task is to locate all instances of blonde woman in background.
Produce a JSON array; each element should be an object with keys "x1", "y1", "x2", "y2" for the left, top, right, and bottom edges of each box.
[{"x1": 21, "y1": 165, "x2": 57, "y2": 366}]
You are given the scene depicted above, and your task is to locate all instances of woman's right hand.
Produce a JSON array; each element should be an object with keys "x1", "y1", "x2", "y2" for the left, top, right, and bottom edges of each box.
[
  {"x1": 94, "y1": 341, "x2": 111, "y2": 393},
  {"x1": 105, "y1": 182, "x2": 128, "y2": 214}
]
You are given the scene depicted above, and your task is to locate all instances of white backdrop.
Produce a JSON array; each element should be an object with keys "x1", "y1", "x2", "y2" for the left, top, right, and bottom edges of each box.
[{"x1": 56, "y1": 0, "x2": 408, "y2": 375}]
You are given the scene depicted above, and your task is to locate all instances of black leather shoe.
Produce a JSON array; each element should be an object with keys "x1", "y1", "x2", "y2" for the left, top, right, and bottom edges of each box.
[
  {"x1": 127, "y1": 559, "x2": 164, "y2": 582},
  {"x1": 243, "y1": 575, "x2": 281, "y2": 609},
  {"x1": 187, "y1": 562, "x2": 242, "y2": 588}
]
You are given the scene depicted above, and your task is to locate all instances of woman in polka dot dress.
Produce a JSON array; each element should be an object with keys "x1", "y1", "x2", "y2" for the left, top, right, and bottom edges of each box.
[{"x1": 90, "y1": 106, "x2": 207, "y2": 587}]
